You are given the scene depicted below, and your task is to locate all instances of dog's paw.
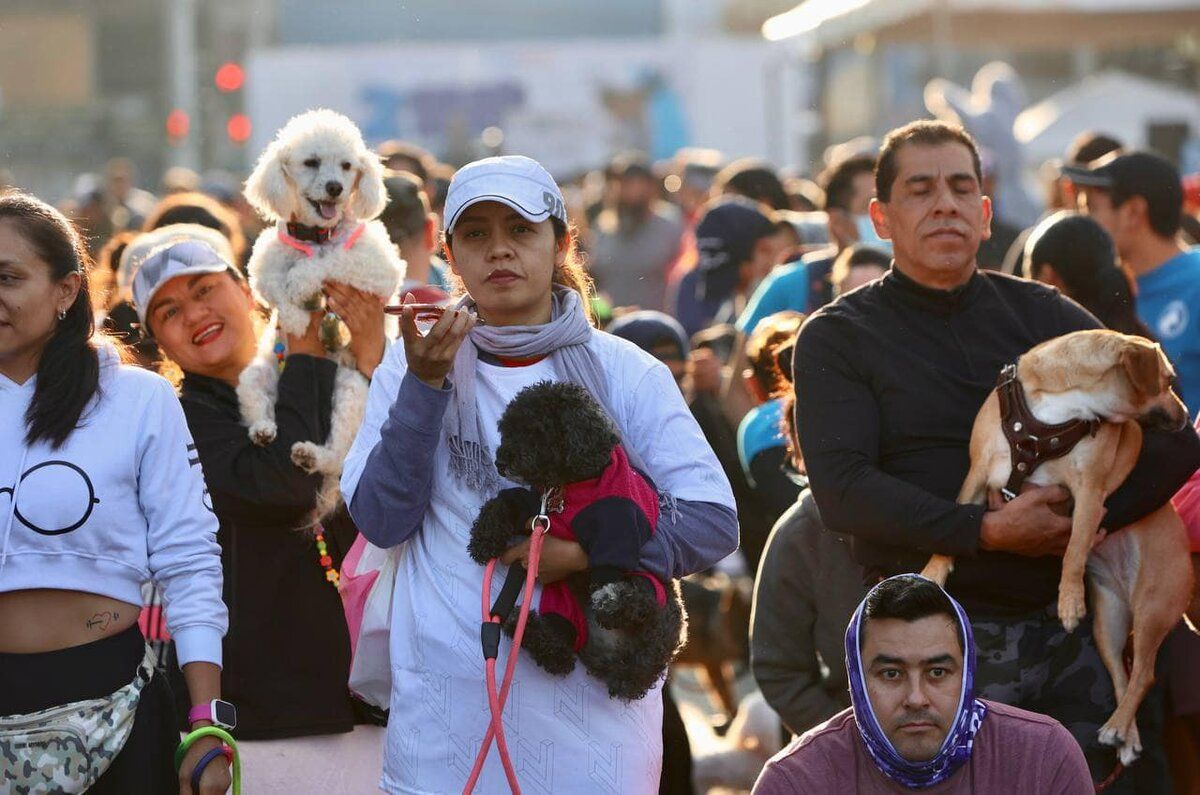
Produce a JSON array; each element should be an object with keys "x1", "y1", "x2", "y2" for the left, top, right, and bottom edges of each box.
[
  {"x1": 1119, "y1": 724, "x2": 1142, "y2": 767},
  {"x1": 248, "y1": 420, "x2": 277, "y2": 446},
  {"x1": 1097, "y1": 723, "x2": 1124, "y2": 749},
  {"x1": 1058, "y1": 584, "x2": 1087, "y2": 632},
  {"x1": 290, "y1": 442, "x2": 320, "y2": 473},
  {"x1": 1100, "y1": 719, "x2": 1142, "y2": 765}
]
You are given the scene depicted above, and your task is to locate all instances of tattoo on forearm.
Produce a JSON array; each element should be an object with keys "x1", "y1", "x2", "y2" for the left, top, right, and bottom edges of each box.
[{"x1": 86, "y1": 611, "x2": 116, "y2": 630}]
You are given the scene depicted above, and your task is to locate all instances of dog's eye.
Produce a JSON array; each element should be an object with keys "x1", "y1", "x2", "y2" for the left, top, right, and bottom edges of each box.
[
  {"x1": 303, "y1": 157, "x2": 320, "y2": 168},
  {"x1": 341, "y1": 161, "x2": 352, "y2": 171}
]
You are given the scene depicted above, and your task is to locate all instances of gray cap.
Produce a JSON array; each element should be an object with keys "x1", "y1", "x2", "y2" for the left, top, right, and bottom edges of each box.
[{"x1": 130, "y1": 238, "x2": 235, "y2": 329}]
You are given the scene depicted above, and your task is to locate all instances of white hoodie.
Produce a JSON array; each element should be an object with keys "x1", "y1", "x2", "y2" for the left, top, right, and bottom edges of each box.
[{"x1": 0, "y1": 347, "x2": 226, "y2": 666}]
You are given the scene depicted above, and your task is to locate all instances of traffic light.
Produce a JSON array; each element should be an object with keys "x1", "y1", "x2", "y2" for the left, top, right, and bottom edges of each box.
[
  {"x1": 212, "y1": 61, "x2": 249, "y2": 147},
  {"x1": 227, "y1": 114, "x2": 252, "y2": 144},
  {"x1": 166, "y1": 109, "x2": 190, "y2": 141},
  {"x1": 214, "y1": 62, "x2": 244, "y2": 93}
]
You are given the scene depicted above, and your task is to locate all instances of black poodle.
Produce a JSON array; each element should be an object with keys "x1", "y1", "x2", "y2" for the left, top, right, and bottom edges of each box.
[{"x1": 468, "y1": 380, "x2": 687, "y2": 702}]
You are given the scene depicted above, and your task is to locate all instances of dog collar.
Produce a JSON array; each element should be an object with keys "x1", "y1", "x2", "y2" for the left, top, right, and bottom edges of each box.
[
  {"x1": 997, "y1": 362, "x2": 1101, "y2": 501},
  {"x1": 277, "y1": 221, "x2": 366, "y2": 258},
  {"x1": 285, "y1": 221, "x2": 337, "y2": 244}
]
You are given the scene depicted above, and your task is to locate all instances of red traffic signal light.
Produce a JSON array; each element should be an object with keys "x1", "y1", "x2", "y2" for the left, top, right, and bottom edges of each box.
[
  {"x1": 227, "y1": 113, "x2": 252, "y2": 144},
  {"x1": 215, "y1": 62, "x2": 245, "y2": 93},
  {"x1": 166, "y1": 109, "x2": 190, "y2": 139}
]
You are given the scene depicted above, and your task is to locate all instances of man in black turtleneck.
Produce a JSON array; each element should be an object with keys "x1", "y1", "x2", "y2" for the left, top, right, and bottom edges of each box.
[{"x1": 794, "y1": 120, "x2": 1200, "y2": 790}]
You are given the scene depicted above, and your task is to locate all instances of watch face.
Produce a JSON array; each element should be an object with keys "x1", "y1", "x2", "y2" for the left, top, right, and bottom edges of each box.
[{"x1": 213, "y1": 700, "x2": 237, "y2": 728}]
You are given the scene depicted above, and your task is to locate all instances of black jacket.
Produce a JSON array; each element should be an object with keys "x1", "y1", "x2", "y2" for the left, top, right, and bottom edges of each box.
[
  {"x1": 176, "y1": 355, "x2": 357, "y2": 739},
  {"x1": 795, "y1": 267, "x2": 1200, "y2": 615}
]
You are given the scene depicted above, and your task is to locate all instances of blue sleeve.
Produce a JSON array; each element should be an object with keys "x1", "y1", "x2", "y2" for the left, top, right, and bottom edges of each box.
[
  {"x1": 637, "y1": 499, "x2": 739, "y2": 581},
  {"x1": 737, "y1": 264, "x2": 809, "y2": 335},
  {"x1": 346, "y1": 371, "x2": 450, "y2": 547}
]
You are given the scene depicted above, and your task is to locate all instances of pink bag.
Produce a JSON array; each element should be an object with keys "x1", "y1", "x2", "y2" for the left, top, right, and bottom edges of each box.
[
  {"x1": 339, "y1": 533, "x2": 399, "y2": 708},
  {"x1": 1170, "y1": 417, "x2": 1200, "y2": 553}
]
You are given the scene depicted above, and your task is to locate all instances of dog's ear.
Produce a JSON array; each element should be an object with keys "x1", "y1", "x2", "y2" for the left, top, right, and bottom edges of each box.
[
  {"x1": 244, "y1": 141, "x2": 293, "y2": 221},
  {"x1": 349, "y1": 150, "x2": 388, "y2": 220},
  {"x1": 1120, "y1": 340, "x2": 1165, "y2": 399}
]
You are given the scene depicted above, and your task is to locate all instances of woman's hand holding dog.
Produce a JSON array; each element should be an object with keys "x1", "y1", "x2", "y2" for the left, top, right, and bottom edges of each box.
[
  {"x1": 284, "y1": 309, "x2": 328, "y2": 359},
  {"x1": 398, "y1": 292, "x2": 476, "y2": 389},
  {"x1": 325, "y1": 280, "x2": 386, "y2": 379},
  {"x1": 501, "y1": 537, "x2": 589, "y2": 584},
  {"x1": 979, "y1": 484, "x2": 1102, "y2": 557}
]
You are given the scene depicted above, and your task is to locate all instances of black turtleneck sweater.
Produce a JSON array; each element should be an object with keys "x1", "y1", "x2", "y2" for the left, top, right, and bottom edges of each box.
[{"x1": 794, "y1": 267, "x2": 1200, "y2": 615}]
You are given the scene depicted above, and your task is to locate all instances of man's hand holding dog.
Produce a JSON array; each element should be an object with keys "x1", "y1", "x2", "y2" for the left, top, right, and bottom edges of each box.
[
  {"x1": 325, "y1": 280, "x2": 387, "y2": 379},
  {"x1": 979, "y1": 484, "x2": 1101, "y2": 557},
  {"x1": 398, "y1": 292, "x2": 476, "y2": 389}
]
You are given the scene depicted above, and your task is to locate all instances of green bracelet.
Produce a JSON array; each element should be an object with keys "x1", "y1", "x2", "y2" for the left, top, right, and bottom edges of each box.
[{"x1": 176, "y1": 726, "x2": 242, "y2": 794}]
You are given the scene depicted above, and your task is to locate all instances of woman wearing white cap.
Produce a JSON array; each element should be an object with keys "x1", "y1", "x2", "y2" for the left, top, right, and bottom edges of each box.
[
  {"x1": 130, "y1": 233, "x2": 389, "y2": 789},
  {"x1": 0, "y1": 192, "x2": 229, "y2": 793},
  {"x1": 342, "y1": 155, "x2": 738, "y2": 794}
]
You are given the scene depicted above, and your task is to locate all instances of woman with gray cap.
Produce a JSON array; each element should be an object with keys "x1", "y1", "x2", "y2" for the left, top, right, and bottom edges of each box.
[
  {"x1": 130, "y1": 232, "x2": 388, "y2": 789},
  {"x1": 342, "y1": 155, "x2": 738, "y2": 794},
  {"x1": 0, "y1": 193, "x2": 228, "y2": 793}
]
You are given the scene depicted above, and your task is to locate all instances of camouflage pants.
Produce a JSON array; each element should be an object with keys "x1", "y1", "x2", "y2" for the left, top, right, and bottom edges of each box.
[{"x1": 972, "y1": 606, "x2": 1170, "y2": 794}]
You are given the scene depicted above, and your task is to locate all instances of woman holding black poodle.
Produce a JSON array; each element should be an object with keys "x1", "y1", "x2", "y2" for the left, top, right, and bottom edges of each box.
[{"x1": 342, "y1": 155, "x2": 738, "y2": 794}]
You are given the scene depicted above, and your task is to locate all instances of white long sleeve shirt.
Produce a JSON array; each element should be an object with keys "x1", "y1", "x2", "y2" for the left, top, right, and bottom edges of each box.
[
  {"x1": 0, "y1": 348, "x2": 226, "y2": 666},
  {"x1": 342, "y1": 332, "x2": 736, "y2": 794}
]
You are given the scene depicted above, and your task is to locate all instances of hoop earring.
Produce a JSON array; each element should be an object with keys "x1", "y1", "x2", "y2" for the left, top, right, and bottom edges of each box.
[{"x1": 57, "y1": 309, "x2": 67, "y2": 321}]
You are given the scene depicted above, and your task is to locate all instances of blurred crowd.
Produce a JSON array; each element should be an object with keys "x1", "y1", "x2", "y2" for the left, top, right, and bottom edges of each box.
[{"x1": 4, "y1": 117, "x2": 1200, "y2": 794}]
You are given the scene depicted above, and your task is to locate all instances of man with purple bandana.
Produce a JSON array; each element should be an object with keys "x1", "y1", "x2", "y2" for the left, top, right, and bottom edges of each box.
[{"x1": 753, "y1": 575, "x2": 1092, "y2": 793}]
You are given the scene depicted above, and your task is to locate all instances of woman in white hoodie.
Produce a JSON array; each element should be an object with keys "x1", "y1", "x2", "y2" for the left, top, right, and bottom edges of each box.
[{"x1": 0, "y1": 193, "x2": 229, "y2": 794}]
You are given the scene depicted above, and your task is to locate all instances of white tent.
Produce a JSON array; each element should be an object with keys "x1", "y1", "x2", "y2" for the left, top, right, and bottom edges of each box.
[
  {"x1": 763, "y1": 0, "x2": 1200, "y2": 47},
  {"x1": 1015, "y1": 71, "x2": 1200, "y2": 165}
]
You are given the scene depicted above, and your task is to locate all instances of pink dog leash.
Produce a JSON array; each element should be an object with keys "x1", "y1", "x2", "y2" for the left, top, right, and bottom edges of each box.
[{"x1": 463, "y1": 491, "x2": 553, "y2": 795}]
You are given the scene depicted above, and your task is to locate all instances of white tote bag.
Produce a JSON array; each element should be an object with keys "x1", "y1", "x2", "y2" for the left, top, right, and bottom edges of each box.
[{"x1": 340, "y1": 533, "x2": 401, "y2": 709}]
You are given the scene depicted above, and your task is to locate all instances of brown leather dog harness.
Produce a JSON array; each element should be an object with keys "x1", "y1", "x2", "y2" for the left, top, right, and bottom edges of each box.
[{"x1": 997, "y1": 363, "x2": 1101, "y2": 501}]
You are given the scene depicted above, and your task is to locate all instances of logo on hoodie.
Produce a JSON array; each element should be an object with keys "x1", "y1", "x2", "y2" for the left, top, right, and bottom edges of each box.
[{"x1": 1, "y1": 460, "x2": 99, "y2": 535}]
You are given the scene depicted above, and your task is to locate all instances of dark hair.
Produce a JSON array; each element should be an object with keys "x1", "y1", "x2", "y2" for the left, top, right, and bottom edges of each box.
[
  {"x1": 831, "y1": 242, "x2": 891, "y2": 291},
  {"x1": 379, "y1": 171, "x2": 431, "y2": 243},
  {"x1": 785, "y1": 176, "x2": 824, "y2": 212},
  {"x1": 1024, "y1": 212, "x2": 1153, "y2": 338},
  {"x1": 820, "y1": 155, "x2": 876, "y2": 212},
  {"x1": 0, "y1": 192, "x2": 100, "y2": 448},
  {"x1": 143, "y1": 191, "x2": 247, "y2": 268},
  {"x1": 862, "y1": 575, "x2": 964, "y2": 653},
  {"x1": 744, "y1": 310, "x2": 804, "y2": 396},
  {"x1": 715, "y1": 159, "x2": 790, "y2": 211},
  {"x1": 1110, "y1": 178, "x2": 1183, "y2": 240},
  {"x1": 1066, "y1": 131, "x2": 1122, "y2": 166},
  {"x1": 876, "y1": 121, "x2": 982, "y2": 203},
  {"x1": 377, "y1": 140, "x2": 432, "y2": 182}
]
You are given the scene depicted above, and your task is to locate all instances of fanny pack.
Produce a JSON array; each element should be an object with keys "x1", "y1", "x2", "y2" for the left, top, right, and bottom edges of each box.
[{"x1": 0, "y1": 643, "x2": 156, "y2": 794}]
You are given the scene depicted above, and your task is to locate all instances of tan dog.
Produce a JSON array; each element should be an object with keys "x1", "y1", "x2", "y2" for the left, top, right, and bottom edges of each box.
[{"x1": 922, "y1": 329, "x2": 1194, "y2": 765}]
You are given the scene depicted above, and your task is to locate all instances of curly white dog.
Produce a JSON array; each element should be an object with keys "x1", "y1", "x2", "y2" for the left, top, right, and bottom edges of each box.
[{"x1": 239, "y1": 109, "x2": 404, "y2": 514}]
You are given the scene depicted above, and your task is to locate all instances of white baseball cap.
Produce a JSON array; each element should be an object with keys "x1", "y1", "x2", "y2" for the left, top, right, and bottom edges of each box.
[
  {"x1": 130, "y1": 237, "x2": 238, "y2": 330},
  {"x1": 443, "y1": 155, "x2": 567, "y2": 234}
]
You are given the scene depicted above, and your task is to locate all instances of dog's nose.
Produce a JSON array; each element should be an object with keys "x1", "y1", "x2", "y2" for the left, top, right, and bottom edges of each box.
[{"x1": 325, "y1": 181, "x2": 343, "y2": 198}]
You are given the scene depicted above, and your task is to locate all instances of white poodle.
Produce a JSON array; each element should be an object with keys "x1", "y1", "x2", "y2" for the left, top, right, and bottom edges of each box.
[{"x1": 239, "y1": 108, "x2": 404, "y2": 513}]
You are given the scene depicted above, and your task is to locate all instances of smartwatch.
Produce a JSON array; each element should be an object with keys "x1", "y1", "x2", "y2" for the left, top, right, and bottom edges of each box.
[{"x1": 188, "y1": 699, "x2": 238, "y2": 730}]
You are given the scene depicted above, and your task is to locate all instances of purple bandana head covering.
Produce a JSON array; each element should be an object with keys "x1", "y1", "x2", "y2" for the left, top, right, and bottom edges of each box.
[{"x1": 844, "y1": 574, "x2": 989, "y2": 790}]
